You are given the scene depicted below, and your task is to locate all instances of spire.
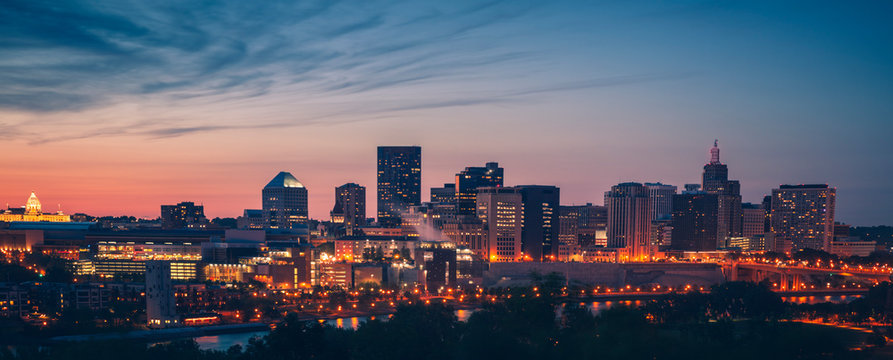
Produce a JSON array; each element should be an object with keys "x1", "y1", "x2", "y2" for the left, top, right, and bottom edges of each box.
[{"x1": 709, "y1": 139, "x2": 721, "y2": 165}]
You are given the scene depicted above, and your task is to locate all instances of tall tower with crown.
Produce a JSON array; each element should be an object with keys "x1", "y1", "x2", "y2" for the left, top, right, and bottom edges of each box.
[{"x1": 700, "y1": 140, "x2": 742, "y2": 247}]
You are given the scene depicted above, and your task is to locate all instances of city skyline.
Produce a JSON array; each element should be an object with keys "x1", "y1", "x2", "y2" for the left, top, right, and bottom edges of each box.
[
  {"x1": 1, "y1": 1, "x2": 892, "y2": 225},
  {"x1": 0, "y1": 142, "x2": 874, "y2": 225}
]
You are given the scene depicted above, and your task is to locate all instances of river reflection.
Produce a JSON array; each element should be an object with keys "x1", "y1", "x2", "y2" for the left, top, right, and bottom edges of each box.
[{"x1": 780, "y1": 295, "x2": 861, "y2": 304}]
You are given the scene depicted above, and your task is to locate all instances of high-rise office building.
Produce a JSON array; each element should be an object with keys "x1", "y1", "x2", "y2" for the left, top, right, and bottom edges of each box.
[
  {"x1": 558, "y1": 206, "x2": 583, "y2": 261},
  {"x1": 741, "y1": 203, "x2": 765, "y2": 239},
  {"x1": 670, "y1": 191, "x2": 719, "y2": 251},
  {"x1": 160, "y1": 201, "x2": 207, "y2": 230},
  {"x1": 645, "y1": 182, "x2": 677, "y2": 221},
  {"x1": 476, "y1": 187, "x2": 523, "y2": 262},
  {"x1": 762, "y1": 195, "x2": 773, "y2": 235},
  {"x1": 516, "y1": 185, "x2": 559, "y2": 261},
  {"x1": 770, "y1": 184, "x2": 836, "y2": 251},
  {"x1": 331, "y1": 183, "x2": 366, "y2": 234},
  {"x1": 558, "y1": 203, "x2": 607, "y2": 252},
  {"x1": 262, "y1": 171, "x2": 309, "y2": 229},
  {"x1": 605, "y1": 183, "x2": 652, "y2": 261},
  {"x1": 736, "y1": 202, "x2": 768, "y2": 251},
  {"x1": 580, "y1": 204, "x2": 608, "y2": 247},
  {"x1": 430, "y1": 183, "x2": 456, "y2": 204},
  {"x1": 701, "y1": 140, "x2": 742, "y2": 248},
  {"x1": 377, "y1": 146, "x2": 421, "y2": 228},
  {"x1": 456, "y1": 162, "x2": 503, "y2": 217}
]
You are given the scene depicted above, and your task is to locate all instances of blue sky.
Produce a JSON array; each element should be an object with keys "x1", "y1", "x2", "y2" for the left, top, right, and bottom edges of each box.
[{"x1": 0, "y1": 0, "x2": 891, "y2": 225}]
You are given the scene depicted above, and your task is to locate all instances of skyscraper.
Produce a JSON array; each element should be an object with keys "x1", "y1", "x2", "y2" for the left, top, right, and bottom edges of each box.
[
  {"x1": 331, "y1": 183, "x2": 366, "y2": 234},
  {"x1": 377, "y1": 146, "x2": 421, "y2": 228},
  {"x1": 160, "y1": 201, "x2": 207, "y2": 230},
  {"x1": 558, "y1": 203, "x2": 608, "y2": 251},
  {"x1": 516, "y1": 185, "x2": 559, "y2": 261},
  {"x1": 644, "y1": 182, "x2": 677, "y2": 221},
  {"x1": 605, "y1": 183, "x2": 652, "y2": 261},
  {"x1": 770, "y1": 184, "x2": 836, "y2": 251},
  {"x1": 670, "y1": 191, "x2": 719, "y2": 251},
  {"x1": 262, "y1": 171, "x2": 309, "y2": 229},
  {"x1": 476, "y1": 187, "x2": 523, "y2": 262},
  {"x1": 455, "y1": 162, "x2": 503, "y2": 217},
  {"x1": 701, "y1": 140, "x2": 742, "y2": 248},
  {"x1": 741, "y1": 203, "x2": 765, "y2": 239}
]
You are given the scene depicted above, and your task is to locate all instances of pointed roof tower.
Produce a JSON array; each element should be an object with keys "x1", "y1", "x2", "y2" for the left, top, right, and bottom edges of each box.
[{"x1": 264, "y1": 171, "x2": 305, "y2": 189}]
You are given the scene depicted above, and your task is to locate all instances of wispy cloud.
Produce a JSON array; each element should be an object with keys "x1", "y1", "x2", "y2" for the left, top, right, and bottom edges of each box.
[{"x1": 1, "y1": 0, "x2": 694, "y2": 144}]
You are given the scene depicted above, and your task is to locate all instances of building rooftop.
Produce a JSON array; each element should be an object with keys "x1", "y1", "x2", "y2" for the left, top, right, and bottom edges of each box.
[
  {"x1": 778, "y1": 184, "x2": 830, "y2": 189},
  {"x1": 264, "y1": 171, "x2": 305, "y2": 189}
]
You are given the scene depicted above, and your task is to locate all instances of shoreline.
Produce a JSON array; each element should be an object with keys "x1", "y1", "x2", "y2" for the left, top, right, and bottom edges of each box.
[{"x1": 43, "y1": 303, "x2": 482, "y2": 345}]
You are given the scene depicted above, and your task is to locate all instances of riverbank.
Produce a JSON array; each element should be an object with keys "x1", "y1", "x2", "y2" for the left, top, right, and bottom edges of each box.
[{"x1": 46, "y1": 303, "x2": 481, "y2": 345}]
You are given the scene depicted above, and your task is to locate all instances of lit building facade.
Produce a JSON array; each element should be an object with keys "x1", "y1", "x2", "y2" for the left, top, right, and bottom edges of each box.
[
  {"x1": 701, "y1": 141, "x2": 742, "y2": 248},
  {"x1": 333, "y1": 236, "x2": 417, "y2": 262},
  {"x1": 828, "y1": 240, "x2": 876, "y2": 257},
  {"x1": 262, "y1": 172, "x2": 309, "y2": 229},
  {"x1": 146, "y1": 261, "x2": 179, "y2": 328},
  {"x1": 741, "y1": 203, "x2": 765, "y2": 239},
  {"x1": 517, "y1": 185, "x2": 559, "y2": 261},
  {"x1": 476, "y1": 187, "x2": 523, "y2": 262},
  {"x1": 331, "y1": 183, "x2": 366, "y2": 234},
  {"x1": 377, "y1": 146, "x2": 421, "y2": 228},
  {"x1": 430, "y1": 183, "x2": 456, "y2": 204},
  {"x1": 770, "y1": 184, "x2": 836, "y2": 251},
  {"x1": 605, "y1": 183, "x2": 653, "y2": 261},
  {"x1": 456, "y1": 162, "x2": 503, "y2": 217},
  {"x1": 0, "y1": 192, "x2": 71, "y2": 223},
  {"x1": 160, "y1": 202, "x2": 207, "y2": 230},
  {"x1": 645, "y1": 182, "x2": 677, "y2": 221},
  {"x1": 557, "y1": 204, "x2": 608, "y2": 261},
  {"x1": 442, "y1": 220, "x2": 486, "y2": 255}
]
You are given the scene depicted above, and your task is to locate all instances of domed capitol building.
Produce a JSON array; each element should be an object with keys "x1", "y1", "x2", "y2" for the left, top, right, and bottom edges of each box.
[{"x1": 0, "y1": 192, "x2": 71, "y2": 223}]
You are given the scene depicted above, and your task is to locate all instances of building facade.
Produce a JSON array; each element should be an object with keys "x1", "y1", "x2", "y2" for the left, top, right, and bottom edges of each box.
[
  {"x1": 377, "y1": 146, "x2": 421, "y2": 228},
  {"x1": 770, "y1": 184, "x2": 836, "y2": 251},
  {"x1": 430, "y1": 183, "x2": 456, "y2": 204},
  {"x1": 670, "y1": 191, "x2": 719, "y2": 251},
  {"x1": 146, "y1": 261, "x2": 179, "y2": 328},
  {"x1": 476, "y1": 187, "x2": 523, "y2": 262},
  {"x1": 262, "y1": 172, "x2": 309, "y2": 229},
  {"x1": 0, "y1": 192, "x2": 71, "y2": 223},
  {"x1": 605, "y1": 183, "x2": 653, "y2": 261},
  {"x1": 456, "y1": 162, "x2": 504, "y2": 217},
  {"x1": 517, "y1": 185, "x2": 559, "y2": 261},
  {"x1": 645, "y1": 182, "x2": 677, "y2": 221},
  {"x1": 701, "y1": 141, "x2": 742, "y2": 248},
  {"x1": 331, "y1": 183, "x2": 366, "y2": 235},
  {"x1": 160, "y1": 202, "x2": 207, "y2": 230}
]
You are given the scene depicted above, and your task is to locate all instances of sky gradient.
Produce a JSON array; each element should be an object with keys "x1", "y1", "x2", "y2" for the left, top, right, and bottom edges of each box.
[{"x1": 1, "y1": 0, "x2": 891, "y2": 225}]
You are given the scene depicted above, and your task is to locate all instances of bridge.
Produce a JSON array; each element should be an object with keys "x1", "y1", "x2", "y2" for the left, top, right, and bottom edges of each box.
[{"x1": 724, "y1": 261, "x2": 892, "y2": 291}]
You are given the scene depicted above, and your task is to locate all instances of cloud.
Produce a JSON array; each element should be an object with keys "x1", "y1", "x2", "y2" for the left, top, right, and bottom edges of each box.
[{"x1": 1, "y1": 0, "x2": 696, "y2": 144}]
